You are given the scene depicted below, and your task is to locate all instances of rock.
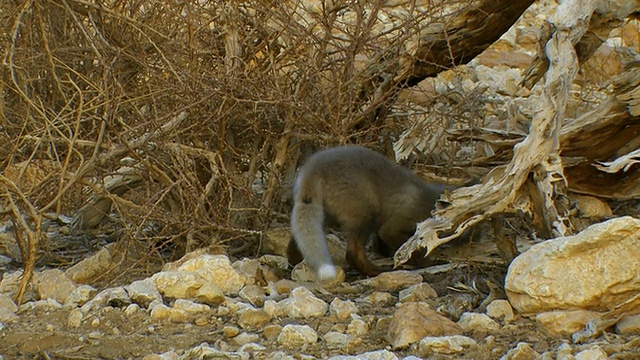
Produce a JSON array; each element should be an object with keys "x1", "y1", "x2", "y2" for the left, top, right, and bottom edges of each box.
[
  {"x1": 329, "y1": 298, "x2": 358, "y2": 320},
  {"x1": 67, "y1": 308, "x2": 84, "y2": 328},
  {"x1": 105, "y1": 286, "x2": 131, "y2": 307},
  {"x1": 278, "y1": 287, "x2": 328, "y2": 319},
  {"x1": 0, "y1": 307, "x2": 18, "y2": 322},
  {"x1": 365, "y1": 270, "x2": 423, "y2": 292},
  {"x1": 126, "y1": 278, "x2": 162, "y2": 308},
  {"x1": 0, "y1": 270, "x2": 36, "y2": 300},
  {"x1": 194, "y1": 283, "x2": 226, "y2": 306},
  {"x1": 535, "y1": 310, "x2": 602, "y2": 336},
  {"x1": 388, "y1": 302, "x2": 462, "y2": 349},
  {"x1": 327, "y1": 349, "x2": 398, "y2": 360},
  {"x1": 34, "y1": 269, "x2": 77, "y2": 304},
  {"x1": 233, "y1": 332, "x2": 260, "y2": 346},
  {"x1": 177, "y1": 254, "x2": 246, "y2": 295},
  {"x1": 222, "y1": 325, "x2": 240, "y2": 338},
  {"x1": 151, "y1": 270, "x2": 209, "y2": 299},
  {"x1": 574, "y1": 346, "x2": 607, "y2": 360},
  {"x1": 457, "y1": 312, "x2": 501, "y2": 332},
  {"x1": 291, "y1": 261, "x2": 345, "y2": 284},
  {"x1": 615, "y1": 313, "x2": 640, "y2": 334},
  {"x1": 0, "y1": 293, "x2": 18, "y2": 313},
  {"x1": 263, "y1": 324, "x2": 282, "y2": 340},
  {"x1": 347, "y1": 317, "x2": 369, "y2": 337},
  {"x1": 263, "y1": 299, "x2": 281, "y2": 318},
  {"x1": 238, "y1": 284, "x2": 266, "y2": 307},
  {"x1": 19, "y1": 298, "x2": 63, "y2": 313},
  {"x1": 359, "y1": 292, "x2": 395, "y2": 307},
  {"x1": 486, "y1": 299, "x2": 515, "y2": 322},
  {"x1": 277, "y1": 324, "x2": 318, "y2": 349},
  {"x1": 323, "y1": 331, "x2": 350, "y2": 348},
  {"x1": 238, "y1": 308, "x2": 271, "y2": 330},
  {"x1": 506, "y1": 217, "x2": 640, "y2": 314},
  {"x1": 273, "y1": 279, "x2": 297, "y2": 295},
  {"x1": 64, "y1": 285, "x2": 97, "y2": 308},
  {"x1": 65, "y1": 243, "x2": 118, "y2": 284},
  {"x1": 398, "y1": 283, "x2": 437, "y2": 302},
  {"x1": 124, "y1": 304, "x2": 141, "y2": 316},
  {"x1": 173, "y1": 299, "x2": 210, "y2": 315},
  {"x1": 417, "y1": 335, "x2": 478, "y2": 356},
  {"x1": 149, "y1": 303, "x2": 187, "y2": 323},
  {"x1": 500, "y1": 342, "x2": 539, "y2": 360}
]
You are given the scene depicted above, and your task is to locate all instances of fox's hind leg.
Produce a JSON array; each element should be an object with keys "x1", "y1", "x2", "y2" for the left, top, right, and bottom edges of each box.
[{"x1": 345, "y1": 228, "x2": 388, "y2": 277}]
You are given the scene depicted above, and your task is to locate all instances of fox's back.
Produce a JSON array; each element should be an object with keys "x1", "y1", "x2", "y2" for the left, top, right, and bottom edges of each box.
[{"x1": 294, "y1": 146, "x2": 432, "y2": 226}]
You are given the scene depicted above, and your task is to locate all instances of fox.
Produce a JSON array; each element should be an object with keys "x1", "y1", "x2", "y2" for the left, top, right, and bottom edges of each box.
[{"x1": 287, "y1": 145, "x2": 454, "y2": 281}]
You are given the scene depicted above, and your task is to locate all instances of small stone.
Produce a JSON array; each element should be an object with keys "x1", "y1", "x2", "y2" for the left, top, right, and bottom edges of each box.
[
  {"x1": 0, "y1": 293, "x2": 18, "y2": 313},
  {"x1": 398, "y1": 283, "x2": 437, "y2": 302},
  {"x1": 177, "y1": 255, "x2": 246, "y2": 295},
  {"x1": 223, "y1": 325, "x2": 240, "y2": 338},
  {"x1": 124, "y1": 304, "x2": 141, "y2": 316},
  {"x1": 323, "y1": 331, "x2": 350, "y2": 348},
  {"x1": 234, "y1": 332, "x2": 260, "y2": 346},
  {"x1": 238, "y1": 284, "x2": 266, "y2": 307},
  {"x1": 457, "y1": 312, "x2": 501, "y2": 332},
  {"x1": 194, "y1": 283, "x2": 225, "y2": 306},
  {"x1": 237, "y1": 342, "x2": 266, "y2": 355},
  {"x1": 67, "y1": 308, "x2": 84, "y2": 328},
  {"x1": 173, "y1": 299, "x2": 210, "y2": 315},
  {"x1": 34, "y1": 269, "x2": 77, "y2": 304},
  {"x1": 486, "y1": 299, "x2": 515, "y2": 322},
  {"x1": 238, "y1": 309, "x2": 271, "y2": 330},
  {"x1": 194, "y1": 316, "x2": 208, "y2": 326},
  {"x1": 0, "y1": 307, "x2": 19, "y2": 322},
  {"x1": 105, "y1": 287, "x2": 131, "y2": 308},
  {"x1": 64, "y1": 285, "x2": 97, "y2": 308},
  {"x1": 388, "y1": 302, "x2": 462, "y2": 349},
  {"x1": 277, "y1": 324, "x2": 318, "y2": 349},
  {"x1": 575, "y1": 346, "x2": 607, "y2": 360},
  {"x1": 366, "y1": 270, "x2": 423, "y2": 292},
  {"x1": 126, "y1": 278, "x2": 161, "y2": 308},
  {"x1": 65, "y1": 244, "x2": 117, "y2": 284},
  {"x1": 329, "y1": 298, "x2": 358, "y2": 320},
  {"x1": 615, "y1": 313, "x2": 640, "y2": 334},
  {"x1": 418, "y1": 335, "x2": 478, "y2": 356},
  {"x1": 149, "y1": 303, "x2": 187, "y2": 323},
  {"x1": 359, "y1": 292, "x2": 395, "y2": 306},
  {"x1": 327, "y1": 349, "x2": 398, "y2": 360},
  {"x1": 263, "y1": 324, "x2": 282, "y2": 340},
  {"x1": 278, "y1": 287, "x2": 328, "y2": 319},
  {"x1": 501, "y1": 342, "x2": 539, "y2": 360},
  {"x1": 19, "y1": 298, "x2": 63, "y2": 313},
  {"x1": 346, "y1": 318, "x2": 369, "y2": 337},
  {"x1": 263, "y1": 299, "x2": 281, "y2": 318},
  {"x1": 152, "y1": 271, "x2": 209, "y2": 300},
  {"x1": 273, "y1": 279, "x2": 297, "y2": 295},
  {"x1": 535, "y1": 310, "x2": 602, "y2": 336}
]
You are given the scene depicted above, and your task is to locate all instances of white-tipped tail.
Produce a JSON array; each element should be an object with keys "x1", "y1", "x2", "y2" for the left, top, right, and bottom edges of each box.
[
  {"x1": 291, "y1": 182, "x2": 336, "y2": 281},
  {"x1": 317, "y1": 264, "x2": 338, "y2": 281}
]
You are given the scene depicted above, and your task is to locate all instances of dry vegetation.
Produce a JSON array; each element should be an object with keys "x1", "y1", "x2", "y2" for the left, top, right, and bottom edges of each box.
[{"x1": 0, "y1": 1, "x2": 500, "y2": 290}]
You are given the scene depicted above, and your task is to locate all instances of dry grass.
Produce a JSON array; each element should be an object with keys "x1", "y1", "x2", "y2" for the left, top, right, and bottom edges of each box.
[{"x1": 0, "y1": 1, "x2": 482, "y2": 294}]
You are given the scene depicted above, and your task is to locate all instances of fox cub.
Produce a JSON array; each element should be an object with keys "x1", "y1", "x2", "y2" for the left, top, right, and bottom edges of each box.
[{"x1": 287, "y1": 146, "x2": 452, "y2": 281}]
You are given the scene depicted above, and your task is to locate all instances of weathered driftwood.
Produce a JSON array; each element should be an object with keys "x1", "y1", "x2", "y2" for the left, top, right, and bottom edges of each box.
[{"x1": 395, "y1": 0, "x2": 603, "y2": 266}]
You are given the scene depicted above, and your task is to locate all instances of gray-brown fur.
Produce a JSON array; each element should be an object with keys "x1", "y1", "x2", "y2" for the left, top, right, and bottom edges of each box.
[{"x1": 288, "y1": 146, "x2": 452, "y2": 280}]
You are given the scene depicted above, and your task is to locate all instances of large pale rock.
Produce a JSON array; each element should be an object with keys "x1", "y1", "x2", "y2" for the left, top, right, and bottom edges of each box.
[
  {"x1": 388, "y1": 302, "x2": 462, "y2": 349},
  {"x1": 505, "y1": 217, "x2": 640, "y2": 314},
  {"x1": 177, "y1": 255, "x2": 246, "y2": 295},
  {"x1": 278, "y1": 286, "x2": 328, "y2": 319},
  {"x1": 34, "y1": 269, "x2": 77, "y2": 304},
  {"x1": 535, "y1": 310, "x2": 602, "y2": 336},
  {"x1": 65, "y1": 243, "x2": 118, "y2": 284},
  {"x1": 126, "y1": 278, "x2": 162, "y2": 308},
  {"x1": 418, "y1": 335, "x2": 478, "y2": 357},
  {"x1": 277, "y1": 324, "x2": 318, "y2": 349}
]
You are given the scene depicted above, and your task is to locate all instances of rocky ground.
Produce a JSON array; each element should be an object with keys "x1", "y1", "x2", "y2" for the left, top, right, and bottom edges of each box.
[{"x1": 1, "y1": 217, "x2": 640, "y2": 360}]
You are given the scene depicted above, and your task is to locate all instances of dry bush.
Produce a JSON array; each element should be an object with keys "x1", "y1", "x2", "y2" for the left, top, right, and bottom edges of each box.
[{"x1": 1, "y1": 0, "x2": 479, "y2": 283}]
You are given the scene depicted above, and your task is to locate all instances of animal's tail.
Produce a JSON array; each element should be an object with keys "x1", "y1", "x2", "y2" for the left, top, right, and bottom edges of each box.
[{"x1": 290, "y1": 175, "x2": 337, "y2": 280}]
